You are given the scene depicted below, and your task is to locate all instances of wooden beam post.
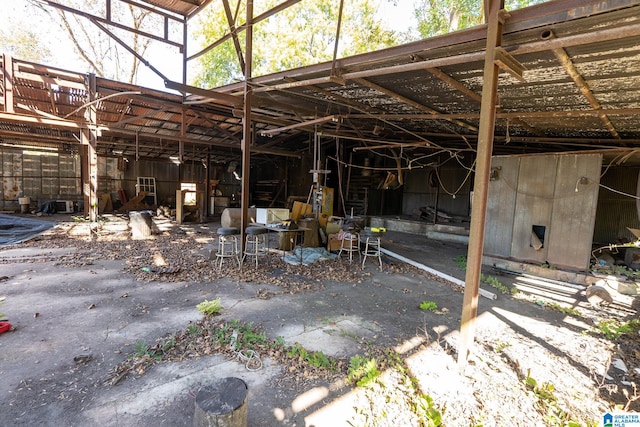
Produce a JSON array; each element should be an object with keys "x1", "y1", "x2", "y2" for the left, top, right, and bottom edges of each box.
[{"x1": 458, "y1": 0, "x2": 504, "y2": 365}]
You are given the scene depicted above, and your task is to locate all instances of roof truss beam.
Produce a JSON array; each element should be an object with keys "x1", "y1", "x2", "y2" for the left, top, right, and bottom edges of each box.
[{"x1": 41, "y1": 0, "x2": 185, "y2": 48}]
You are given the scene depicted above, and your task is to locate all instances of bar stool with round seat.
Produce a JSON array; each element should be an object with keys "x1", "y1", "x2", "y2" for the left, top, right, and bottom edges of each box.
[
  {"x1": 242, "y1": 226, "x2": 268, "y2": 268},
  {"x1": 216, "y1": 227, "x2": 240, "y2": 269},
  {"x1": 361, "y1": 228, "x2": 383, "y2": 270},
  {"x1": 338, "y1": 224, "x2": 360, "y2": 264}
]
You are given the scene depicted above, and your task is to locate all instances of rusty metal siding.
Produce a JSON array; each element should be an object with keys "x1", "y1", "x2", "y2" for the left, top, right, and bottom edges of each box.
[
  {"x1": 484, "y1": 156, "x2": 520, "y2": 258},
  {"x1": 2, "y1": 151, "x2": 22, "y2": 204},
  {"x1": 0, "y1": 146, "x2": 82, "y2": 210},
  {"x1": 593, "y1": 167, "x2": 640, "y2": 243}
]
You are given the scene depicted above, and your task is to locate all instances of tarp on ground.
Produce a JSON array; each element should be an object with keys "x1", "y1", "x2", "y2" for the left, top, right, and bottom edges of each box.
[
  {"x1": 0, "y1": 214, "x2": 56, "y2": 246},
  {"x1": 283, "y1": 247, "x2": 337, "y2": 266}
]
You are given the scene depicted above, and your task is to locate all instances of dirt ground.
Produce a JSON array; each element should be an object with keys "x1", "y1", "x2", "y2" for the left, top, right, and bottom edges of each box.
[{"x1": 0, "y1": 214, "x2": 639, "y2": 426}]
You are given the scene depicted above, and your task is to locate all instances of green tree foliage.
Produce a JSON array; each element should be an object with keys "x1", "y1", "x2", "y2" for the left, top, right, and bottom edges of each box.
[
  {"x1": 414, "y1": 0, "x2": 549, "y2": 38},
  {"x1": 0, "y1": 28, "x2": 50, "y2": 63},
  {"x1": 194, "y1": 0, "x2": 399, "y2": 87}
]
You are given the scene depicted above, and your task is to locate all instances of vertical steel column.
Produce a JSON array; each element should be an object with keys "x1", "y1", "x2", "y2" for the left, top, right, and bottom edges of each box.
[
  {"x1": 240, "y1": 0, "x2": 254, "y2": 250},
  {"x1": 458, "y1": 0, "x2": 504, "y2": 365},
  {"x1": 82, "y1": 73, "x2": 99, "y2": 223},
  {"x1": 182, "y1": 12, "x2": 188, "y2": 85}
]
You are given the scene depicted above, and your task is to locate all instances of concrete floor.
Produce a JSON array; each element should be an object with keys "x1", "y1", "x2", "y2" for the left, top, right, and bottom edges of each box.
[{"x1": 0, "y1": 214, "x2": 625, "y2": 426}]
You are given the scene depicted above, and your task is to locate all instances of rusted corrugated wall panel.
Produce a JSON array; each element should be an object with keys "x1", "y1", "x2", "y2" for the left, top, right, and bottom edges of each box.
[
  {"x1": 484, "y1": 156, "x2": 520, "y2": 258},
  {"x1": 593, "y1": 166, "x2": 640, "y2": 243},
  {"x1": 2, "y1": 151, "x2": 22, "y2": 204},
  {"x1": 0, "y1": 146, "x2": 82, "y2": 210},
  {"x1": 546, "y1": 153, "x2": 602, "y2": 270}
]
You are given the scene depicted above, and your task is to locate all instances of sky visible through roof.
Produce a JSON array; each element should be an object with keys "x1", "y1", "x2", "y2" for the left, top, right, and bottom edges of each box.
[{"x1": 1, "y1": 0, "x2": 418, "y2": 91}]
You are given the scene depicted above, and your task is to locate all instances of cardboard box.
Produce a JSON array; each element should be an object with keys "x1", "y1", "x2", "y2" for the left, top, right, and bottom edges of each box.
[
  {"x1": 327, "y1": 232, "x2": 358, "y2": 252},
  {"x1": 327, "y1": 233, "x2": 342, "y2": 251}
]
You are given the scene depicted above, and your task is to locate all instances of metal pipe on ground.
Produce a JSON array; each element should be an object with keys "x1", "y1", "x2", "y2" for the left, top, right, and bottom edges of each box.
[{"x1": 380, "y1": 248, "x2": 497, "y2": 300}]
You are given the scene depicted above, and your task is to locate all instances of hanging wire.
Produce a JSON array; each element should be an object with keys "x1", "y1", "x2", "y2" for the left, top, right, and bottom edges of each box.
[
  {"x1": 435, "y1": 159, "x2": 476, "y2": 196},
  {"x1": 252, "y1": 80, "x2": 444, "y2": 151}
]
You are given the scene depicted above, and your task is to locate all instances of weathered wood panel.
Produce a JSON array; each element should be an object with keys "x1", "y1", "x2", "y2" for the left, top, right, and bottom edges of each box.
[
  {"x1": 546, "y1": 153, "x2": 602, "y2": 270},
  {"x1": 484, "y1": 156, "x2": 519, "y2": 257}
]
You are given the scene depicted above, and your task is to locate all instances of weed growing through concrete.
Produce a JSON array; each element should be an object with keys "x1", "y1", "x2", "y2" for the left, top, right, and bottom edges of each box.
[
  {"x1": 494, "y1": 340, "x2": 512, "y2": 353},
  {"x1": 544, "y1": 301, "x2": 582, "y2": 317},
  {"x1": 287, "y1": 343, "x2": 335, "y2": 369},
  {"x1": 455, "y1": 256, "x2": 517, "y2": 295},
  {"x1": 134, "y1": 340, "x2": 163, "y2": 361},
  {"x1": 480, "y1": 274, "x2": 515, "y2": 294},
  {"x1": 524, "y1": 370, "x2": 583, "y2": 427},
  {"x1": 347, "y1": 355, "x2": 380, "y2": 387},
  {"x1": 348, "y1": 348, "x2": 443, "y2": 426},
  {"x1": 111, "y1": 318, "x2": 441, "y2": 424},
  {"x1": 419, "y1": 300, "x2": 438, "y2": 312},
  {"x1": 196, "y1": 298, "x2": 223, "y2": 316}
]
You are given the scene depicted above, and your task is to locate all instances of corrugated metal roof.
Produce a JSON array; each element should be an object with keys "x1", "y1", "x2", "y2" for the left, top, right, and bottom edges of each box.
[{"x1": 2, "y1": 0, "x2": 640, "y2": 163}]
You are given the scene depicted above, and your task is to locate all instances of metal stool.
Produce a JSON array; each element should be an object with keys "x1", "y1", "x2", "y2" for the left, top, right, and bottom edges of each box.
[
  {"x1": 242, "y1": 226, "x2": 268, "y2": 268},
  {"x1": 216, "y1": 227, "x2": 240, "y2": 269},
  {"x1": 361, "y1": 228, "x2": 383, "y2": 270},
  {"x1": 338, "y1": 231, "x2": 360, "y2": 263}
]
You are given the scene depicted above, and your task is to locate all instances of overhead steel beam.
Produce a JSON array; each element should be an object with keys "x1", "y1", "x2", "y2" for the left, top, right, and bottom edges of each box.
[
  {"x1": 347, "y1": 107, "x2": 640, "y2": 120},
  {"x1": 355, "y1": 77, "x2": 479, "y2": 133},
  {"x1": 259, "y1": 115, "x2": 340, "y2": 136},
  {"x1": 253, "y1": 20, "x2": 640, "y2": 93},
  {"x1": 222, "y1": 0, "x2": 246, "y2": 73},
  {"x1": 164, "y1": 80, "x2": 243, "y2": 106},
  {"x1": 0, "y1": 112, "x2": 82, "y2": 128},
  {"x1": 41, "y1": 0, "x2": 184, "y2": 48},
  {"x1": 90, "y1": 18, "x2": 171, "y2": 83}
]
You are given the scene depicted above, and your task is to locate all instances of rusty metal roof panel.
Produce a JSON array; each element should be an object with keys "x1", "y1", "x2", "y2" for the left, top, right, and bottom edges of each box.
[{"x1": 3, "y1": 0, "x2": 640, "y2": 161}]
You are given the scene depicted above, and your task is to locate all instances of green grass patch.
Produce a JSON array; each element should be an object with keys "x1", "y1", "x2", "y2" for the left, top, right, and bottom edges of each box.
[{"x1": 419, "y1": 300, "x2": 438, "y2": 311}]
